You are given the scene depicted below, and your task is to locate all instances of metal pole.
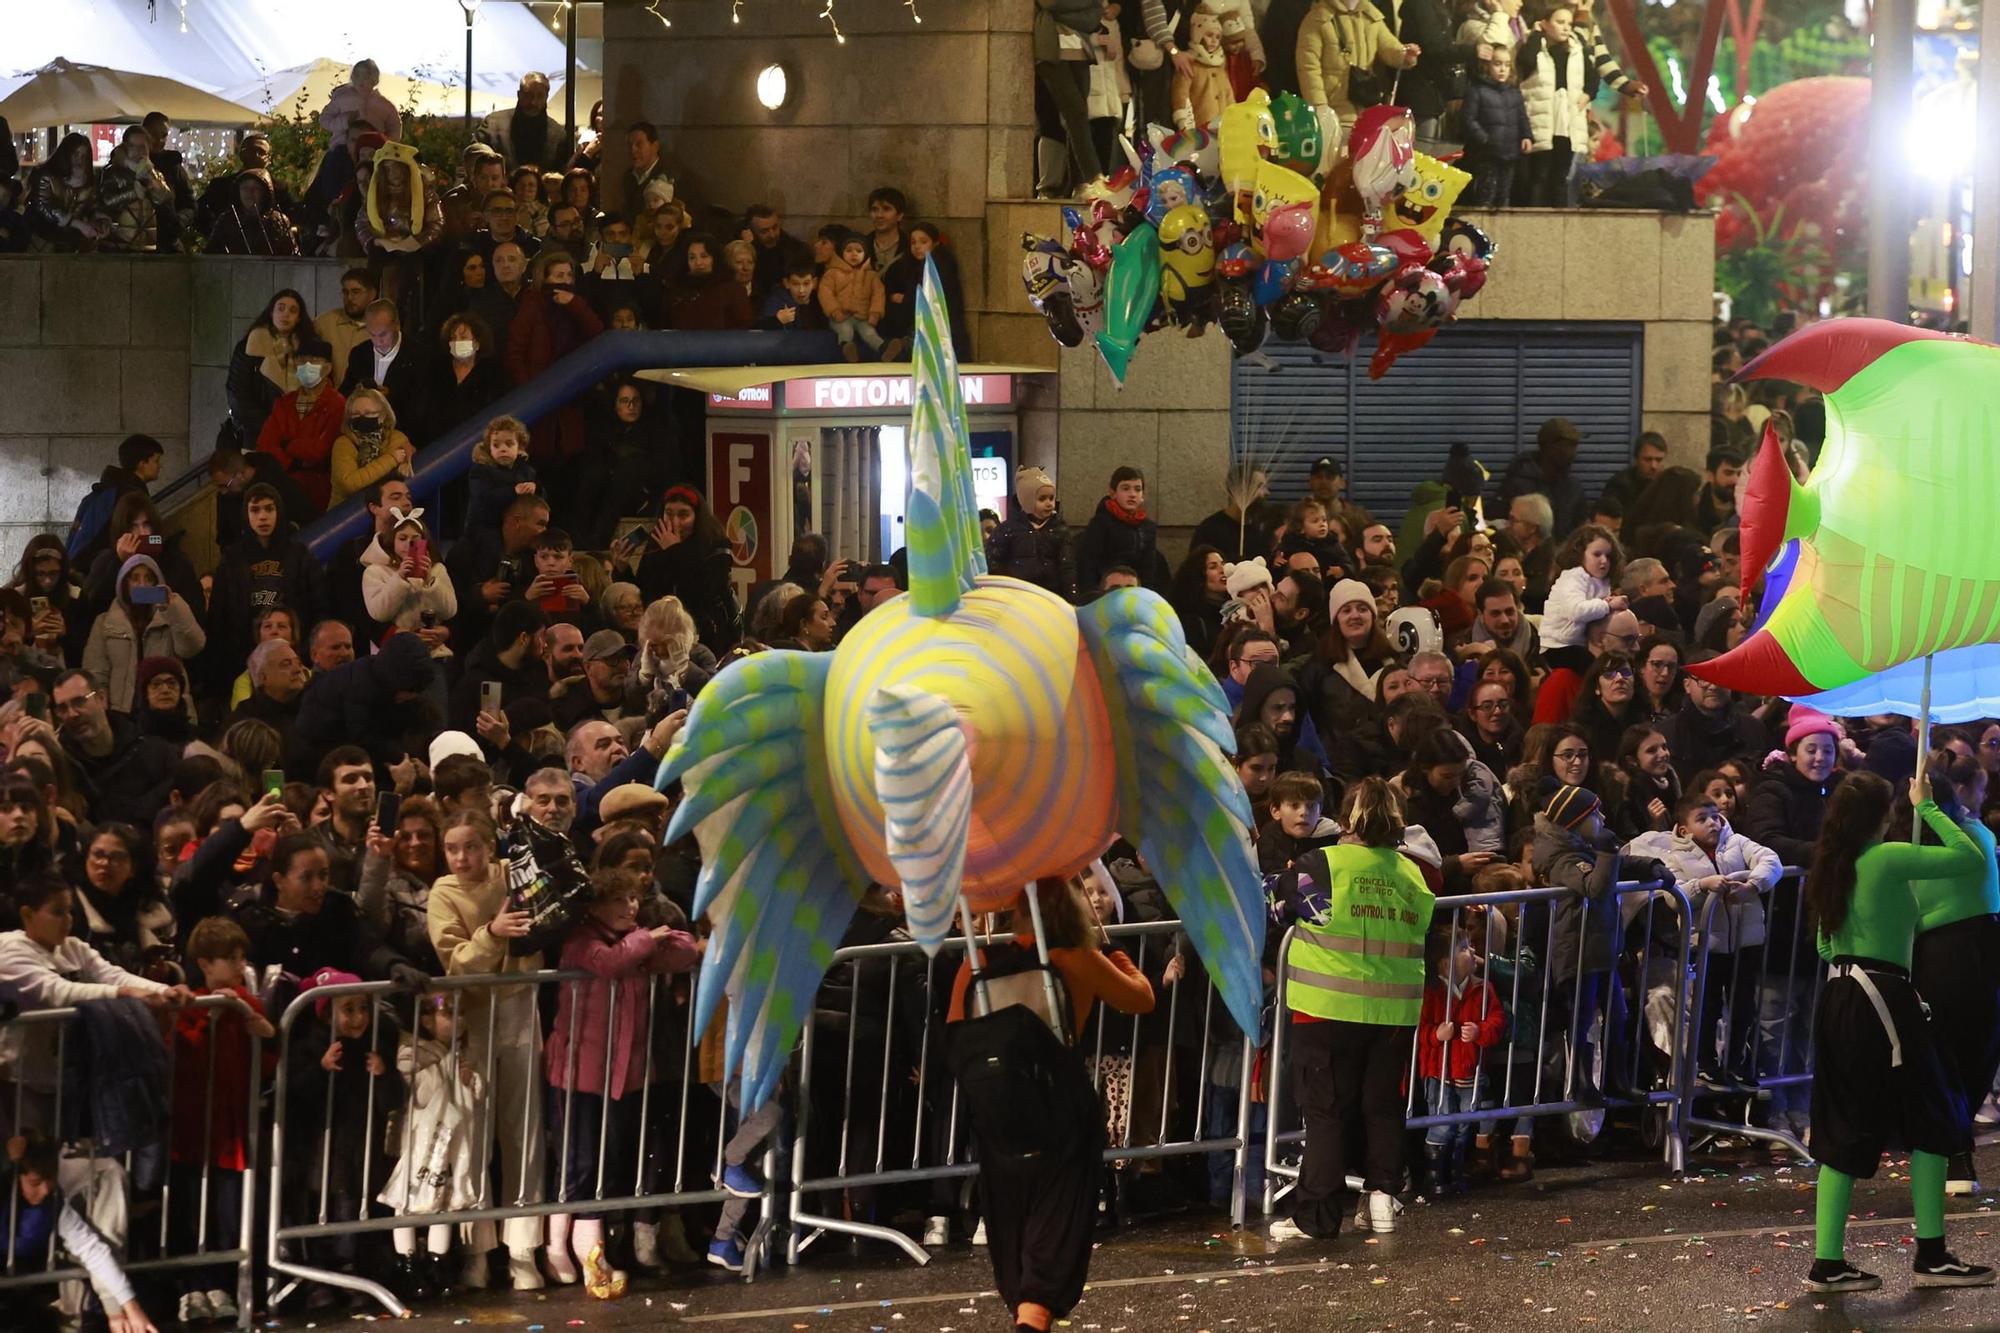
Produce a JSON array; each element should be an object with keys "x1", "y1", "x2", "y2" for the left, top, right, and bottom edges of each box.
[
  {"x1": 1971, "y1": 0, "x2": 2000, "y2": 339},
  {"x1": 564, "y1": 0, "x2": 578, "y2": 157},
  {"x1": 465, "y1": 9, "x2": 476, "y2": 133},
  {"x1": 1867, "y1": 0, "x2": 1916, "y2": 321},
  {"x1": 1914, "y1": 653, "x2": 1935, "y2": 844}
]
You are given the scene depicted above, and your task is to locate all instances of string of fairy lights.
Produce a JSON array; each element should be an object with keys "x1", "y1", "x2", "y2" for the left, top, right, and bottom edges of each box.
[{"x1": 141, "y1": 1, "x2": 924, "y2": 41}]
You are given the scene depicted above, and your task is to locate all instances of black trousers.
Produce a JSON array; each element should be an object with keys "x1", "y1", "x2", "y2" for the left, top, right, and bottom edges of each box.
[
  {"x1": 1697, "y1": 944, "x2": 1763, "y2": 1080},
  {"x1": 978, "y1": 1118, "x2": 1105, "y2": 1317},
  {"x1": 1290, "y1": 1018, "x2": 1412, "y2": 1237},
  {"x1": 1034, "y1": 59, "x2": 1103, "y2": 183},
  {"x1": 1912, "y1": 914, "x2": 2000, "y2": 1126},
  {"x1": 1515, "y1": 137, "x2": 1574, "y2": 207}
]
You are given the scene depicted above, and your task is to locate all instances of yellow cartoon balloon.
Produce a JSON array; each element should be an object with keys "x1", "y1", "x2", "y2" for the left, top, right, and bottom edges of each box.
[
  {"x1": 1158, "y1": 203, "x2": 1216, "y2": 316},
  {"x1": 1387, "y1": 153, "x2": 1471, "y2": 247},
  {"x1": 1219, "y1": 88, "x2": 1277, "y2": 216},
  {"x1": 1249, "y1": 161, "x2": 1322, "y2": 262}
]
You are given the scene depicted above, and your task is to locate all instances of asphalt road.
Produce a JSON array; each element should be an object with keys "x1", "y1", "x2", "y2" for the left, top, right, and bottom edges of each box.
[{"x1": 269, "y1": 1140, "x2": 2000, "y2": 1332}]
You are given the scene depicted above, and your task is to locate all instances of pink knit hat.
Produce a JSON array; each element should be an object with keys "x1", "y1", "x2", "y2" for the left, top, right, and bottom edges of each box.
[{"x1": 1783, "y1": 705, "x2": 1842, "y2": 750}]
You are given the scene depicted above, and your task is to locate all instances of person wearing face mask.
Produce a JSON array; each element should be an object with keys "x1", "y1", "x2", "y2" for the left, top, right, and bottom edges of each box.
[
  {"x1": 432, "y1": 313, "x2": 509, "y2": 429},
  {"x1": 329, "y1": 387, "x2": 415, "y2": 507},
  {"x1": 255, "y1": 337, "x2": 344, "y2": 517}
]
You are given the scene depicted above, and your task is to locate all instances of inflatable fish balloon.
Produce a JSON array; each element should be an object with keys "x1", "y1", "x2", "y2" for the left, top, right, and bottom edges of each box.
[
  {"x1": 1689, "y1": 320, "x2": 2000, "y2": 709},
  {"x1": 659, "y1": 261, "x2": 1265, "y2": 1107}
]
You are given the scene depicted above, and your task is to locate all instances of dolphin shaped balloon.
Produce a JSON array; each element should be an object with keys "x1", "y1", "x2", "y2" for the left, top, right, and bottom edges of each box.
[
  {"x1": 1689, "y1": 319, "x2": 2000, "y2": 714},
  {"x1": 657, "y1": 259, "x2": 1265, "y2": 1108}
]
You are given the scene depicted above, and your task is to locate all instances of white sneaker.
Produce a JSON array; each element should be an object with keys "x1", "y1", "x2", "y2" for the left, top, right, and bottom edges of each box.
[
  {"x1": 1357, "y1": 1190, "x2": 1400, "y2": 1234},
  {"x1": 1978, "y1": 1092, "x2": 2000, "y2": 1127},
  {"x1": 971, "y1": 1218, "x2": 988, "y2": 1247},
  {"x1": 507, "y1": 1248, "x2": 545, "y2": 1291},
  {"x1": 922, "y1": 1216, "x2": 949, "y2": 1247},
  {"x1": 205, "y1": 1288, "x2": 238, "y2": 1320},
  {"x1": 1268, "y1": 1217, "x2": 1310, "y2": 1242},
  {"x1": 178, "y1": 1290, "x2": 214, "y2": 1323},
  {"x1": 633, "y1": 1221, "x2": 662, "y2": 1270},
  {"x1": 1948, "y1": 1178, "x2": 1980, "y2": 1196}
]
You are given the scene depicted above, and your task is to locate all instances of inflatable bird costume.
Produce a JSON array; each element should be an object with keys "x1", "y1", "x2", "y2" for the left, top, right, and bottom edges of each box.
[{"x1": 657, "y1": 260, "x2": 1265, "y2": 1108}]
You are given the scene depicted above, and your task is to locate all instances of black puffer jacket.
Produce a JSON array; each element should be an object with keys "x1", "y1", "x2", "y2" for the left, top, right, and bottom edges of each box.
[
  {"x1": 1074, "y1": 499, "x2": 1170, "y2": 595},
  {"x1": 985, "y1": 512, "x2": 1074, "y2": 601},
  {"x1": 289, "y1": 632, "x2": 438, "y2": 772}
]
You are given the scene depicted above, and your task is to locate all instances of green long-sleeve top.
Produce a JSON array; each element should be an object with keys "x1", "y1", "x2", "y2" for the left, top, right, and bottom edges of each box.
[
  {"x1": 1916, "y1": 811, "x2": 2000, "y2": 934},
  {"x1": 1817, "y1": 802, "x2": 1986, "y2": 969}
]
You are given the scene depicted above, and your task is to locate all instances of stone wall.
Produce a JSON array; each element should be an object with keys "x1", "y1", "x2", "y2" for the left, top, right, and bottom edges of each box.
[
  {"x1": 0, "y1": 254, "x2": 346, "y2": 557},
  {"x1": 599, "y1": 0, "x2": 1035, "y2": 357}
]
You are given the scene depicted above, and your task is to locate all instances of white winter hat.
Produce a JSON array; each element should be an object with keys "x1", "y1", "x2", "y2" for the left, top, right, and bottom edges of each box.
[
  {"x1": 428, "y1": 730, "x2": 483, "y2": 770},
  {"x1": 1328, "y1": 577, "x2": 1374, "y2": 618},
  {"x1": 1224, "y1": 556, "x2": 1273, "y2": 599}
]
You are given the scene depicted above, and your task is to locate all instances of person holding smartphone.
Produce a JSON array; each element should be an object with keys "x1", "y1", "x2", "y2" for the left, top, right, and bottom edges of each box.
[{"x1": 81, "y1": 555, "x2": 206, "y2": 715}]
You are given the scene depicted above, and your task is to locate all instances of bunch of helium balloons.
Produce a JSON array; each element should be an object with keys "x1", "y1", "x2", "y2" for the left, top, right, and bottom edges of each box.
[{"x1": 1023, "y1": 89, "x2": 1496, "y2": 384}]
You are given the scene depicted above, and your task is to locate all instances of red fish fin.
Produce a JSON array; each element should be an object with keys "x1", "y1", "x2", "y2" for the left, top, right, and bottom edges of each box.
[
  {"x1": 1736, "y1": 317, "x2": 1972, "y2": 393},
  {"x1": 1683, "y1": 630, "x2": 1816, "y2": 697},
  {"x1": 1737, "y1": 424, "x2": 1792, "y2": 602}
]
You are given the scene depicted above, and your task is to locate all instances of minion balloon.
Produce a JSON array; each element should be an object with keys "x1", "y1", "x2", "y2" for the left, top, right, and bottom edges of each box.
[
  {"x1": 1158, "y1": 203, "x2": 1216, "y2": 323},
  {"x1": 658, "y1": 260, "x2": 1266, "y2": 1109}
]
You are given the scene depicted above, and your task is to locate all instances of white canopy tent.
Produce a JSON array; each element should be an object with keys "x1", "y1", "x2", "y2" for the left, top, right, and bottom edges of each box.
[
  {"x1": 223, "y1": 57, "x2": 514, "y2": 121},
  {"x1": 7, "y1": 0, "x2": 591, "y2": 104},
  {"x1": 0, "y1": 58, "x2": 262, "y2": 128}
]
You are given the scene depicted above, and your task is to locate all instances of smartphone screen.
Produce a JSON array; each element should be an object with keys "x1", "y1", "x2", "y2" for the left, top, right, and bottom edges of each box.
[
  {"x1": 376, "y1": 791, "x2": 401, "y2": 834},
  {"x1": 128, "y1": 584, "x2": 168, "y2": 605},
  {"x1": 480, "y1": 681, "x2": 503, "y2": 714},
  {"x1": 261, "y1": 768, "x2": 285, "y2": 798},
  {"x1": 28, "y1": 596, "x2": 48, "y2": 618},
  {"x1": 622, "y1": 526, "x2": 649, "y2": 549}
]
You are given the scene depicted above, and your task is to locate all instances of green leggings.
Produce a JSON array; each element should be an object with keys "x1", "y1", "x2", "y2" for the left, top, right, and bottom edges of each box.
[{"x1": 1815, "y1": 1150, "x2": 1946, "y2": 1261}]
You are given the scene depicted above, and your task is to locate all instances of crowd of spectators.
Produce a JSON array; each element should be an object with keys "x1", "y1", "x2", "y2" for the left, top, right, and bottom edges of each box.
[{"x1": 0, "y1": 78, "x2": 1893, "y2": 1316}]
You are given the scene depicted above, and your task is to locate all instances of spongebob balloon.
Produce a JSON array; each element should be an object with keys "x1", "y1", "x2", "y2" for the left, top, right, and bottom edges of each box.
[
  {"x1": 1388, "y1": 154, "x2": 1470, "y2": 248},
  {"x1": 1249, "y1": 160, "x2": 1321, "y2": 262},
  {"x1": 1220, "y1": 88, "x2": 1278, "y2": 214},
  {"x1": 660, "y1": 261, "x2": 1266, "y2": 1109}
]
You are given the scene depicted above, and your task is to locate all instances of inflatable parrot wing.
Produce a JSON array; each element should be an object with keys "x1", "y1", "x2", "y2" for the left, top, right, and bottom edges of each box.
[
  {"x1": 1690, "y1": 319, "x2": 2000, "y2": 714},
  {"x1": 659, "y1": 260, "x2": 1265, "y2": 1109}
]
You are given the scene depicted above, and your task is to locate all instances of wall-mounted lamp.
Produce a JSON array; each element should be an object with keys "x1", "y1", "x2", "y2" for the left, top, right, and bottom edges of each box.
[{"x1": 756, "y1": 63, "x2": 790, "y2": 110}]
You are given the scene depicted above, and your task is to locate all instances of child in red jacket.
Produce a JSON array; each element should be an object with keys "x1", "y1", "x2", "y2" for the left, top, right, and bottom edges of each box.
[
  {"x1": 1417, "y1": 928, "x2": 1506, "y2": 1195},
  {"x1": 169, "y1": 917, "x2": 276, "y2": 1325}
]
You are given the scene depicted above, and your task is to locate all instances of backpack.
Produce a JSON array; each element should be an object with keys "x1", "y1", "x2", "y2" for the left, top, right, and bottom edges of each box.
[
  {"x1": 65, "y1": 484, "x2": 120, "y2": 564},
  {"x1": 944, "y1": 940, "x2": 1101, "y2": 1163}
]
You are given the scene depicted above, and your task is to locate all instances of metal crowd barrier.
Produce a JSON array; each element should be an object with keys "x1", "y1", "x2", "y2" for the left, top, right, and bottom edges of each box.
[
  {"x1": 0, "y1": 994, "x2": 262, "y2": 1331},
  {"x1": 1261, "y1": 878, "x2": 1698, "y2": 1212},
  {"x1": 786, "y1": 919, "x2": 1260, "y2": 1266},
  {"x1": 1681, "y1": 866, "x2": 1821, "y2": 1157},
  {"x1": 266, "y1": 970, "x2": 778, "y2": 1318}
]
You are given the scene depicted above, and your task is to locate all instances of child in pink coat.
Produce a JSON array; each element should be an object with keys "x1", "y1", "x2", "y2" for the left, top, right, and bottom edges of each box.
[{"x1": 543, "y1": 868, "x2": 700, "y2": 1298}]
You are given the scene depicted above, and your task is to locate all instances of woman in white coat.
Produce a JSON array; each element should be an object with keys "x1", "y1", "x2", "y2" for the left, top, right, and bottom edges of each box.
[
  {"x1": 1514, "y1": 4, "x2": 1594, "y2": 206},
  {"x1": 360, "y1": 509, "x2": 457, "y2": 662}
]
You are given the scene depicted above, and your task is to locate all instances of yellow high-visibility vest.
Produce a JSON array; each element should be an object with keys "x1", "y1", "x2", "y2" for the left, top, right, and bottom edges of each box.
[{"x1": 1284, "y1": 843, "x2": 1432, "y2": 1026}]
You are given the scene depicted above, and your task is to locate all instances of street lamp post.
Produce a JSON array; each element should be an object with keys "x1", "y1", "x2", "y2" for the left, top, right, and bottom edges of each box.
[{"x1": 458, "y1": 0, "x2": 483, "y2": 133}]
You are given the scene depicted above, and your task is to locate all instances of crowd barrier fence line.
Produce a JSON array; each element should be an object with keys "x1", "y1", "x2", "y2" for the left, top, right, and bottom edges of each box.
[
  {"x1": 265, "y1": 970, "x2": 777, "y2": 1319},
  {"x1": 11, "y1": 871, "x2": 1830, "y2": 1324},
  {"x1": 1262, "y1": 879, "x2": 1700, "y2": 1211},
  {"x1": 0, "y1": 994, "x2": 261, "y2": 1330}
]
